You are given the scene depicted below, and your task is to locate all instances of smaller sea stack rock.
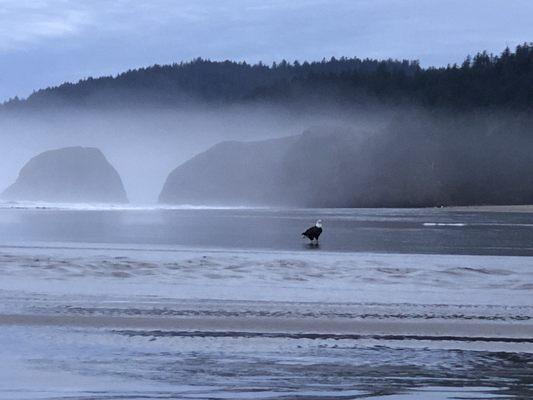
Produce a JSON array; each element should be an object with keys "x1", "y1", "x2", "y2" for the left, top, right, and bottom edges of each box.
[{"x1": 2, "y1": 146, "x2": 128, "y2": 203}]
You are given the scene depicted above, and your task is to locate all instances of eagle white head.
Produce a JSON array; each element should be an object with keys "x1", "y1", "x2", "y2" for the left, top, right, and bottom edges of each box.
[{"x1": 315, "y1": 219, "x2": 323, "y2": 228}]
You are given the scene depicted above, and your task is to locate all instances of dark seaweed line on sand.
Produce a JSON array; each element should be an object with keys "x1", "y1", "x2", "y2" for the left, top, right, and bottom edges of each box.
[{"x1": 115, "y1": 329, "x2": 533, "y2": 343}]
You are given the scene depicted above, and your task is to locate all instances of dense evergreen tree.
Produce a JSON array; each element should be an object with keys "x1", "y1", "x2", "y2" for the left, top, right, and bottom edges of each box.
[{"x1": 2, "y1": 44, "x2": 532, "y2": 111}]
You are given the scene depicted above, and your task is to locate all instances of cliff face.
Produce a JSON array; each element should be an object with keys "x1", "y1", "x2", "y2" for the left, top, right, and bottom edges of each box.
[
  {"x1": 2, "y1": 147, "x2": 128, "y2": 203},
  {"x1": 278, "y1": 127, "x2": 445, "y2": 207},
  {"x1": 159, "y1": 122, "x2": 533, "y2": 208}
]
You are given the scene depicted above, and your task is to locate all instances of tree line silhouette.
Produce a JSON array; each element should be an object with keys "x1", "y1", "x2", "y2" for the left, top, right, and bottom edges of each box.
[{"x1": 2, "y1": 43, "x2": 532, "y2": 111}]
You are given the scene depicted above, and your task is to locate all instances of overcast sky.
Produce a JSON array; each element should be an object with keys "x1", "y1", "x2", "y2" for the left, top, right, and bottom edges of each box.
[{"x1": 0, "y1": 0, "x2": 532, "y2": 101}]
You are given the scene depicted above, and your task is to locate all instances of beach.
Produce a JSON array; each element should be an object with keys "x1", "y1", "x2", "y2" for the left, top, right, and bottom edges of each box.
[{"x1": 0, "y1": 206, "x2": 532, "y2": 399}]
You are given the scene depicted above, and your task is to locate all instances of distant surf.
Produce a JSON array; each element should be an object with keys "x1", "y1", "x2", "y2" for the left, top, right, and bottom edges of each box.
[{"x1": 0, "y1": 200, "x2": 263, "y2": 211}]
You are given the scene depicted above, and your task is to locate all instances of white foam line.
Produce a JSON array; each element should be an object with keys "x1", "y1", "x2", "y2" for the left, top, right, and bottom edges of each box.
[
  {"x1": 423, "y1": 223, "x2": 466, "y2": 227},
  {"x1": 0, "y1": 201, "x2": 266, "y2": 211},
  {"x1": 424, "y1": 222, "x2": 533, "y2": 228}
]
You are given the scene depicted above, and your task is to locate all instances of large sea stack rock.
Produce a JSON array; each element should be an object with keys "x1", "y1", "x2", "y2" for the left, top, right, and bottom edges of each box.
[
  {"x1": 159, "y1": 136, "x2": 298, "y2": 205},
  {"x1": 2, "y1": 146, "x2": 128, "y2": 203},
  {"x1": 157, "y1": 127, "x2": 405, "y2": 207}
]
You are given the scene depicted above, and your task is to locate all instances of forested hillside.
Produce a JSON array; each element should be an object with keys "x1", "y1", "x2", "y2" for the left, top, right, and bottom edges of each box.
[
  {"x1": 2, "y1": 57, "x2": 417, "y2": 109},
  {"x1": 3, "y1": 44, "x2": 532, "y2": 111}
]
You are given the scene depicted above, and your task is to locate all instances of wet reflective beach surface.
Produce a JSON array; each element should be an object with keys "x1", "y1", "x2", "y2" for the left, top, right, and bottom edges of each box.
[
  {"x1": 2, "y1": 326, "x2": 532, "y2": 400},
  {"x1": 0, "y1": 206, "x2": 532, "y2": 399}
]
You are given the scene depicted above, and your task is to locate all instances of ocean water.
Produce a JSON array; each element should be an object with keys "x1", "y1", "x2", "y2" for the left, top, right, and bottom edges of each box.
[
  {"x1": 2, "y1": 204, "x2": 533, "y2": 255},
  {"x1": 0, "y1": 205, "x2": 532, "y2": 399}
]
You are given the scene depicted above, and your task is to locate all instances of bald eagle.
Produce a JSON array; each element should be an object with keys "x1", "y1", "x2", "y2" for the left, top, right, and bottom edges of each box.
[{"x1": 302, "y1": 219, "x2": 323, "y2": 244}]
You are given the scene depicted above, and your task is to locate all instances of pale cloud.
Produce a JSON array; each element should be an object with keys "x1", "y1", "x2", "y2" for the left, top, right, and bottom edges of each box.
[
  {"x1": 0, "y1": 0, "x2": 92, "y2": 50},
  {"x1": 0, "y1": 0, "x2": 231, "y2": 50}
]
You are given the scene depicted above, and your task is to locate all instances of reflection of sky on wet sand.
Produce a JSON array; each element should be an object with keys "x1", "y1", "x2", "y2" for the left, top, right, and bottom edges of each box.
[{"x1": 1, "y1": 326, "x2": 531, "y2": 399}]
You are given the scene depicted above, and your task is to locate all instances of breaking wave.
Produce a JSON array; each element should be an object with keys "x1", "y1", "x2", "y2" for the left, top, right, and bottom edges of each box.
[{"x1": 0, "y1": 200, "x2": 263, "y2": 211}]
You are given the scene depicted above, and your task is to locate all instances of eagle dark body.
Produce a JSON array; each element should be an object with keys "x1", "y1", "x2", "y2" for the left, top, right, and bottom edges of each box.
[{"x1": 302, "y1": 226, "x2": 322, "y2": 241}]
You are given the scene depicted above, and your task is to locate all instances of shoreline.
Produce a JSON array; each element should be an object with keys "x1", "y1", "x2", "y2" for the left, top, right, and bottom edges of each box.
[
  {"x1": 448, "y1": 204, "x2": 533, "y2": 213},
  {"x1": 3, "y1": 200, "x2": 533, "y2": 213}
]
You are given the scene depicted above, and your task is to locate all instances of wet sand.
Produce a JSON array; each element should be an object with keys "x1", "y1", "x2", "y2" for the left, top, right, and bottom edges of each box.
[
  {"x1": 2, "y1": 313, "x2": 532, "y2": 343},
  {"x1": 1, "y1": 207, "x2": 532, "y2": 399}
]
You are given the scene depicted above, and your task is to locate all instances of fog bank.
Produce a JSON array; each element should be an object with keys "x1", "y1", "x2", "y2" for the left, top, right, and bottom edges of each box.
[
  {"x1": 2, "y1": 104, "x2": 531, "y2": 207},
  {"x1": 0, "y1": 104, "x2": 386, "y2": 203}
]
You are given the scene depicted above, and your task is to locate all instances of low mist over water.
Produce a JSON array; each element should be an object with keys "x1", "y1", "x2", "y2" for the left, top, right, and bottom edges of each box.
[
  {"x1": 2, "y1": 106, "x2": 531, "y2": 207},
  {"x1": 0, "y1": 104, "x2": 386, "y2": 203}
]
